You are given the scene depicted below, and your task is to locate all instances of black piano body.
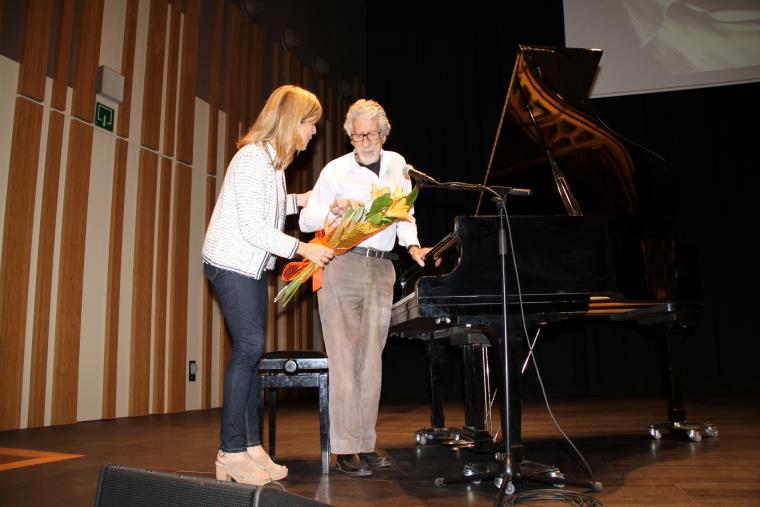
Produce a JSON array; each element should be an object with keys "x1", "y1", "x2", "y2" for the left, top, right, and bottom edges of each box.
[
  {"x1": 389, "y1": 45, "x2": 709, "y2": 455},
  {"x1": 392, "y1": 214, "x2": 615, "y2": 331}
]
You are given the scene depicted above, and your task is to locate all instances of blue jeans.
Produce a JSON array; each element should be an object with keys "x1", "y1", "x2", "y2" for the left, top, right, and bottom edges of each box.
[{"x1": 204, "y1": 263, "x2": 267, "y2": 452}]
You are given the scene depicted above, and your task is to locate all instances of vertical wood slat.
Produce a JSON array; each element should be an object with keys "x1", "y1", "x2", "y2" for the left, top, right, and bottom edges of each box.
[
  {"x1": 175, "y1": 0, "x2": 199, "y2": 164},
  {"x1": 140, "y1": 0, "x2": 168, "y2": 150},
  {"x1": 205, "y1": 0, "x2": 223, "y2": 176},
  {"x1": 202, "y1": 177, "x2": 215, "y2": 409},
  {"x1": 318, "y1": 80, "x2": 327, "y2": 168},
  {"x1": 152, "y1": 158, "x2": 172, "y2": 413},
  {"x1": 28, "y1": 111, "x2": 65, "y2": 428},
  {"x1": 71, "y1": 0, "x2": 104, "y2": 122},
  {"x1": 102, "y1": 138, "x2": 128, "y2": 419},
  {"x1": 206, "y1": 1, "x2": 226, "y2": 404},
  {"x1": 0, "y1": 98, "x2": 44, "y2": 430},
  {"x1": 51, "y1": 0, "x2": 76, "y2": 111},
  {"x1": 238, "y1": 19, "x2": 250, "y2": 128},
  {"x1": 116, "y1": 0, "x2": 139, "y2": 138},
  {"x1": 51, "y1": 119, "x2": 94, "y2": 425},
  {"x1": 223, "y1": 2, "x2": 242, "y2": 166},
  {"x1": 17, "y1": 0, "x2": 54, "y2": 101},
  {"x1": 247, "y1": 24, "x2": 265, "y2": 125},
  {"x1": 161, "y1": 0, "x2": 181, "y2": 157},
  {"x1": 167, "y1": 163, "x2": 192, "y2": 413},
  {"x1": 128, "y1": 149, "x2": 158, "y2": 417},
  {"x1": 271, "y1": 42, "x2": 281, "y2": 90}
]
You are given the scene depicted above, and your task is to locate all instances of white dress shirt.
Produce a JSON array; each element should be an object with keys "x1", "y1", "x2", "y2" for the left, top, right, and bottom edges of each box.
[{"x1": 299, "y1": 150, "x2": 420, "y2": 251}]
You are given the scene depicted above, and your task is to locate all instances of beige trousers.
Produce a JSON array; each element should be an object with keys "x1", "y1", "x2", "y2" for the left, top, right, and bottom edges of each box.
[{"x1": 317, "y1": 253, "x2": 395, "y2": 454}]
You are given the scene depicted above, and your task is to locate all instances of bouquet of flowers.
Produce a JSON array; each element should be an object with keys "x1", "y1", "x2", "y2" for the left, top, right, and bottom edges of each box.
[{"x1": 275, "y1": 184, "x2": 419, "y2": 308}]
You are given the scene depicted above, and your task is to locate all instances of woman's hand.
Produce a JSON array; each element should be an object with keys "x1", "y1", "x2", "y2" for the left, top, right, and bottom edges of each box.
[
  {"x1": 297, "y1": 242, "x2": 335, "y2": 267},
  {"x1": 329, "y1": 198, "x2": 361, "y2": 217}
]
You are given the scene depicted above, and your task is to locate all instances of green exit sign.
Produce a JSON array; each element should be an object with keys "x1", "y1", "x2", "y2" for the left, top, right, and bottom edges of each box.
[{"x1": 95, "y1": 102, "x2": 114, "y2": 132}]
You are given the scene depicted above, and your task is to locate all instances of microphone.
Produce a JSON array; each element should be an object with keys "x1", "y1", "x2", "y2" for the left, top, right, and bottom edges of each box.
[{"x1": 403, "y1": 164, "x2": 439, "y2": 183}]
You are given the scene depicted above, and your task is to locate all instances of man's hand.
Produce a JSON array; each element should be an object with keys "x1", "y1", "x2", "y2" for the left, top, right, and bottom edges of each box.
[
  {"x1": 296, "y1": 190, "x2": 312, "y2": 207},
  {"x1": 297, "y1": 242, "x2": 335, "y2": 268},
  {"x1": 329, "y1": 198, "x2": 361, "y2": 217},
  {"x1": 408, "y1": 245, "x2": 432, "y2": 267}
]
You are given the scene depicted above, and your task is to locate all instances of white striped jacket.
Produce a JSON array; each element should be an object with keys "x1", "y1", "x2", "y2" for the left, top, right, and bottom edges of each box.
[{"x1": 202, "y1": 143, "x2": 299, "y2": 279}]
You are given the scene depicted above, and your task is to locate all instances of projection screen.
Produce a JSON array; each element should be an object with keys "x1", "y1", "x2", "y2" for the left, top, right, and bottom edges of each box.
[{"x1": 563, "y1": 0, "x2": 760, "y2": 97}]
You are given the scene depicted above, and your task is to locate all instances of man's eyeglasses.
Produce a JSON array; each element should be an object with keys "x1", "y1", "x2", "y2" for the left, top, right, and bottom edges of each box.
[{"x1": 350, "y1": 131, "x2": 381, "y2": 142}]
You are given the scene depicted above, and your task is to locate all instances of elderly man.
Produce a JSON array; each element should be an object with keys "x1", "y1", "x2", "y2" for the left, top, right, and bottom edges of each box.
[{"x1": 299, "y1": 99, "x2": 429, "y2": 477}]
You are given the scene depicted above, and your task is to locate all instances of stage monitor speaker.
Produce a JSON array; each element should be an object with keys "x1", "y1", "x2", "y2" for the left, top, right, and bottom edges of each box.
[{"x1": 94, "y1": 465, "x2": 331, "y2": 507}]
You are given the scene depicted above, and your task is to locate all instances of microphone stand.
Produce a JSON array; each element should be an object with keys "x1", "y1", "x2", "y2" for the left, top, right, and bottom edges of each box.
[
  {"x1": 416, "y1": 177, "x2": 519, "y2": 498},
  {"x1": 416, "y1": 177, "x2": 601, "y2": 502}
]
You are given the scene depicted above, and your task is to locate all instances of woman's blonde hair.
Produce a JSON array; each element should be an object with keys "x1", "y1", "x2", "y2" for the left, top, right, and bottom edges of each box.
[{"x1": 238, "y1": 85, "x2": 322, "y2": 169}]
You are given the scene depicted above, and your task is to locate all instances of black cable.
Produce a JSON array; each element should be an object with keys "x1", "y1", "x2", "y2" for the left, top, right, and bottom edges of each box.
[{"x1": 501, "y1": 203, "x2": 600, "y2": 486}]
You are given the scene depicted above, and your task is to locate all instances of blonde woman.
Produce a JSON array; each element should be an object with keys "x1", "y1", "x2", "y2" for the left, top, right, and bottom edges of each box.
[{"x1": 203, "y1": 85, "x2": 334, "y2": 485}]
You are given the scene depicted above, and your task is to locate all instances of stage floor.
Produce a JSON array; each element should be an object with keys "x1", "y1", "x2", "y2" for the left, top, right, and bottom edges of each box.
[{"x1": 1, "y1": 394, "x2": 758, "y2": 505}]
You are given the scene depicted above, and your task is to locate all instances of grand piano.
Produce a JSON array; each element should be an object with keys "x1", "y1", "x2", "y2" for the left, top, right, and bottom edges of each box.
[{"x1": 389, "y1": 46, "x2": 714, "y2": 458}]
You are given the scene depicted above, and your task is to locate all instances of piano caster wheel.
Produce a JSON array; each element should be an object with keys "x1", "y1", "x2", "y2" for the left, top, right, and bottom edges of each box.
[
  {"x1": 505, "y1": 481, "x2": 515, "y2": 496},
  {"x1": 704, "y1": 423, "x2": 719, "y2": 438},
  {"x1": 649, "y1": 426, "x2": 662, "y2": 440},
  {"x1": 416, "y1": 434, "x2": 428, "y2": 445},
  {"x1": 687, "y1": 429, "x2": 702, "y2": 442}
]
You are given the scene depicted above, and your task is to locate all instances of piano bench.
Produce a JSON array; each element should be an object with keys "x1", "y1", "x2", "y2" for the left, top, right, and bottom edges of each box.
[{"x1": 257, "y1": 351, "x2": 330, "y2": 475}]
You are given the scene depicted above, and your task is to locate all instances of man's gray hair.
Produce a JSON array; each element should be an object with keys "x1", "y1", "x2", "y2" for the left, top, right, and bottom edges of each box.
[{"x1": 343, "y1": 99, "x2": 391, "y2": 137}]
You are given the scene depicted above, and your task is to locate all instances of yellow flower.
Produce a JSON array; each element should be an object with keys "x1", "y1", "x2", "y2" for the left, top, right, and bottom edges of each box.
[
  {"x1": 392, "y1": 187, "x2": 407, "y2": 200},
  {"x1": 371, "y1": 183, "x2": 391, "y2": 200},
  {"x1": 385, "y1": 198, "x2": 412, "y2": 220}
]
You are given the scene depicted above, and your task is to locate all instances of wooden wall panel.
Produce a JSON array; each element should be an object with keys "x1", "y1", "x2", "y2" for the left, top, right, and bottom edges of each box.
[
  {"x1": 223, "y1": 2, "x2": 242, "y2": 165},
  {"x1": 51, "y1": 119, "x2": 94, "y2": 425},
  {"x1": 246, "y1": 24, "x2": 265, "y2": 127},
  {"x1": 17, "y1": 0, "x2": 54, "y2": 101},
  {"x1": 51, "y1": 0, "x2": 76, "y2": 111},
  {"x1": 102, "y1": 139, "x2": 128, "y2": 420},
  {"x1": 205, "y1": 0, "x2": 223, "y2": 176},
  {"x1": 202, "y1": 176, "x2": 215, "y2": 409},
  {"x1": 168, "y1": 163, "x2": 192, "y2": 413},
  {"x1": 28, "y1": 111, "x2": 64, "y2": 428},
  {"x1": 71, "y1": 0, "x2": 104, "y2": 122},
  {"x1": 152, "y1": 157, "x2": 172, "y2": 413},
  {"x1": 128, "y1": 149, "x2": 158, "y2": 417},
  {"x1": 140, "y1": 0, "x2": 168, "y2": 150},
  {"x1": 175, "y1": 0, "x2": 199, "y2": 164},
  {"x1": 161, "y1": 1, "x2": 181, "y2": 157},
  {"x1": 206, "y1": 1, "x2": 226, "y2": 403},
  {"x1": 116, "y1": 0, "x2": 139, "y2": 138},
  {"x1": 0, "y1": 98, "x2": 43, "y2": 431},
  {"x1": 272, "y1": 42, "x2": 281, "y2": 89}
]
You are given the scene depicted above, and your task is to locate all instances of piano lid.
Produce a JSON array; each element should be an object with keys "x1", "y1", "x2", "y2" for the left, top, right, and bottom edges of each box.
[{"x1": 476, "y1": 45, "x2": 656, "y2": 219}]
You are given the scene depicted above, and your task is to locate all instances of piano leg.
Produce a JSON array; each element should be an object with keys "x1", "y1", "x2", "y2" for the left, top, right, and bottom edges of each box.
[
  {"x1": 415, "y1": 335, "x2": 496, "y2": 450},
  {"x1": 413, "y1": 338, "x2": 461, "y2": 447},
  {"x1": 426, "y1": 339, "x2": 447, "y2": 428},
  {"x1": 609, "y1": 303, "x2": 718, "y2": 442},
  {"x1": 458, "y1": 342, "x2": 495, "y2": 453},
  {"x1": 648, "y1": 317, "x2": 718, "y2": 442}
]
